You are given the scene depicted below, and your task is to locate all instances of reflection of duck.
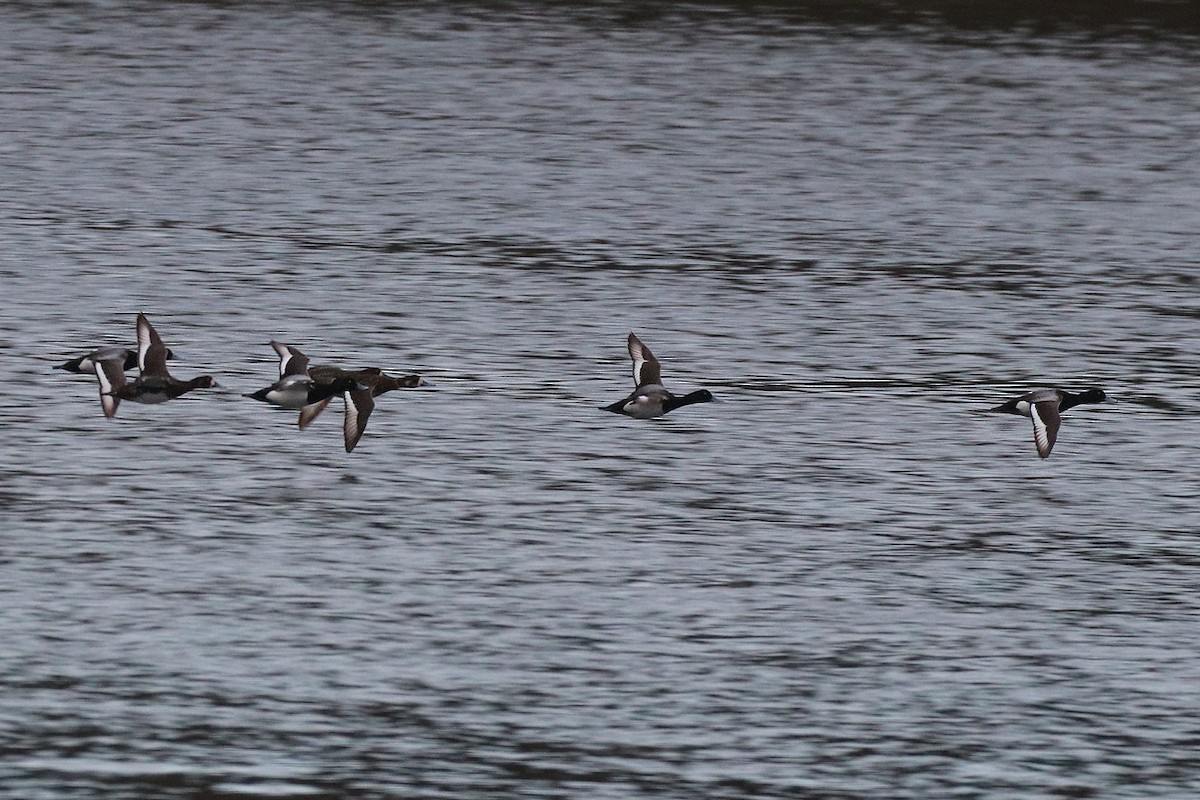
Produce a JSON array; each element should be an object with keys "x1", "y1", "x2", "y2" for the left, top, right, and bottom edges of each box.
[
  {"x1": 97, "y1": 314, "x2": 216, "y2": 417},
  {"x1": 991, "y1": 387, "x2": 1109, "y2": 458},
  {"x1": 602, "y1": 332, "x2": 714, "y2": 419}
]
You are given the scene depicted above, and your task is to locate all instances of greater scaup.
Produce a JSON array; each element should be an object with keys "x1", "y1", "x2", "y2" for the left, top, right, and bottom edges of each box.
[
  {"x1": 244, "y1": 340, "x2": 361, "y2": 409},
  {"x1": 991, "y1": 387, "x2": 1108, "y2": 458},
  {"x1": 303, "y1": 366, "x2": 428, "y2": 452},
  {"x1": 58, "y1": 345, "x2": 172, "y2": 374},
  {"x1": 602, "y1": 332, "x2": 715, "y2": 419},
  {"x1": 265, "y1": 342, "x2": 428, "y2": 452},
  {"x1": 99, "y1": 314, "x2": 217, "y2": 415}
]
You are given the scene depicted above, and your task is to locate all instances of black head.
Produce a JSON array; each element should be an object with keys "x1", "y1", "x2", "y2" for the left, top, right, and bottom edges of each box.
[
  {"x1": 1060, "y1": 386, "x2": 1108, "y2": 413},
  {"x1": 664, "y1": 388, "x2": 715, "y2": 414}
]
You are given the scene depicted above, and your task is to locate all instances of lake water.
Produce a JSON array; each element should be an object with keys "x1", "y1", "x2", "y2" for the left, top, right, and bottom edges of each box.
[{"x1": 3, "y1": 2, "x2": 1200, "y2": 798}]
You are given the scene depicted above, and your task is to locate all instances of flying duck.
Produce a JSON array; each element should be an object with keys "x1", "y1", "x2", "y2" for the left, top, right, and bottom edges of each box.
[
  {"x1": 58, "y1": 345, "x2": 173, "y2": 374},
  {"x1": 302, "y1": 366, "x2": 428, "y2": 452},
  {"x1": 991, "y1": 387, "x2": 1108, "y2": 458},
  {"x1": 265, "y1": 341, "x2": 427, "y2": 452},
  {"x1": 97, "y1": 314, "x2": 216, "y2": 416},
  {"x1": 602, "y1": 332, "x2": 714, "y2": 419},
  {"x1": 244, "y1": 340, "x2": 360, "y2": 409}
]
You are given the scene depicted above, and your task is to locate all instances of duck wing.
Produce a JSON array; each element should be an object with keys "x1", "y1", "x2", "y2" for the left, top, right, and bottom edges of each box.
[
  {"x1": 298, "y1": 397, "x2": 331, "y2": 429},
  {"x1": 270, "y1": 340, "x2": 310, "y2": 377},
  {"x1": 343, "y1": 389, "x2": 375, "y2": 452},
  {"x1": 1030, "y1": 400, "x2": 1061, "y2": 459},
  {"x1": 137, "y1": 314, "x2": 169, "y2": 375},
  {"x1": 92, "y1": 353, "x2": 128, "y2": 418},
  {"x1": 628, "y1": 332, "x2": 661, "y2": 388}
]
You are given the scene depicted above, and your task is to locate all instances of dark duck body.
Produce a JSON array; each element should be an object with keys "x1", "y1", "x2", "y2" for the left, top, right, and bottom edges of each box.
[{"x1": 304, "y1": 366, "x2": 427, "y2": 452}]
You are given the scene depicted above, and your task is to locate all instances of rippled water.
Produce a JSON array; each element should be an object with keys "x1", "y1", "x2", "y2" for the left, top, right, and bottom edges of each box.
[{"x1": 3, "y1": 2, "x2": 1200, "y2": 798}]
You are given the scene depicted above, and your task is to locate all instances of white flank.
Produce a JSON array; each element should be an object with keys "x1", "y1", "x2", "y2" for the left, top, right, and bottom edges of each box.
[
  {"x1": 625, "y1": 393, "x2": 664, "y2": 419},
  {"x1": 264, "y1": 375, "x2": 313, "y2": 408}
]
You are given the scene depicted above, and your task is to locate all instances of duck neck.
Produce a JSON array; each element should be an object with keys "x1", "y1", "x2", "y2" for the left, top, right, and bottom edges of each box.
[
  {"x1": 664, "y1": 390, "x2": 711, "y2": 413},
  {"x1": 1061, "y1": 389, "x2": 1103, "y2": 411}
]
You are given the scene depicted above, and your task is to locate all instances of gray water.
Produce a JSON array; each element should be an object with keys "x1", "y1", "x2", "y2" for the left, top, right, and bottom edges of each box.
[{"x1": 3, "y1": 2, "x2": 1200, "y2": 798}]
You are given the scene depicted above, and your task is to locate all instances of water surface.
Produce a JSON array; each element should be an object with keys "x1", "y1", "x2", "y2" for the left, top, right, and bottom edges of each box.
[{"x1": 2, "y1": 3, "x2": 1200, "y2": 798}]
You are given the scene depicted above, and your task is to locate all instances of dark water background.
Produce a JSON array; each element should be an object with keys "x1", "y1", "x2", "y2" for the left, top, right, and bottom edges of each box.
[{"x1": 3, "y1": 2, "x2": 1200, "y2": 798}]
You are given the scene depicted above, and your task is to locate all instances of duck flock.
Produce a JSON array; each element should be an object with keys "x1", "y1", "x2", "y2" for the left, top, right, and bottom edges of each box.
[{"x1": 59, "y1": 314, "x2": 1107, "y2": 458}]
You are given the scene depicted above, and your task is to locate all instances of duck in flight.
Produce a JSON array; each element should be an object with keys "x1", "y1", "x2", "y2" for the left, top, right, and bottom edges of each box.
[
  {"x1": 58, "y1": 345, "x2": 173, "y2": 374},
  {"x1": 244, "y1": 340, "x2": 361, "y2": 409},
  {"x1": 302, "y1": 366, "x2": 427, "y2": 452},
  {"x1": 265, "y1": 341, "x2": 428, "y2": 452},
  {"x1": 93, "y1": 314, "x2": 216, "y2": 417},
  {"x1": 602, "y1": 332, "x2": 714, "y2": 419},
  {"x1": 991, "y1": 387, "x2": 1108, "y2": 458}
]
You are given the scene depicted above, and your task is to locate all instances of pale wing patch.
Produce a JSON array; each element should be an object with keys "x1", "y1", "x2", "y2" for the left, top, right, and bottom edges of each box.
[
  {"x1": 626, "y1": 333, "x2": 662, "y2": 387},
  {"x1": 343, "y1": 390, "x2": 375, "y2": 452},
  {"x1": 271, "y1": 340, "x2": 293, "y2": 377},
  {"x1": 137, "y1": 314, "x2": 168, "y2": 374},
  {"x1": 271, "y1": 341, "x2": 310, "y2": 377},
  {"x1": 136, "y1": 314, "x2": 153, "y2": 372},
  {"x1": 628, "y1": 334, "x2": 647, "y2": 386},
  {"x1": 93, "y1": 358, "x2": 126, "y2": 418},
  {"x1": 298, "y1": 398, "x2": 331, "y2": 429},
  {"x1": 1030, "y1": 401, "x2": 1061, "y2": 459}
]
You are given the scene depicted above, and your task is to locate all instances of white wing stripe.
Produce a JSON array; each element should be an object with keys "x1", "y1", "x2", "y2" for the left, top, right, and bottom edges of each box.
[
  {"x1": 1030, "y1": 404, "x2": 1051, "y2": 458},
  {"x1": 93, "y1": 359, "x2": 122, "y2": 418},
  {"x1": 136, "y1": 317, "x2": 152, "y2": 372}
]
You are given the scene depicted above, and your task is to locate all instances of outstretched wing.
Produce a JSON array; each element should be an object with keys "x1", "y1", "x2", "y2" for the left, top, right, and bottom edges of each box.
[
  {"x1": 271, "y1": 340, "x2": 310, "y2": 377},
  {"x1": 298, "y1": 397, "x2": 331, "y2": 429},
  {"x1": 92, "y1": 355, "x2": 127, "y2": 418},
  {"x1": 628, "y1": 332, "x2": 661, "y2": 388},
  {"x1": 1030, "y1": 400, "x2": 1061, "y2": 459},
  {"x1": 137, "y1": 314, "x2": 169, "y2": 375},
  {"x1": 343, "y1": 389, "x2": 375, "y2": 452}
]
